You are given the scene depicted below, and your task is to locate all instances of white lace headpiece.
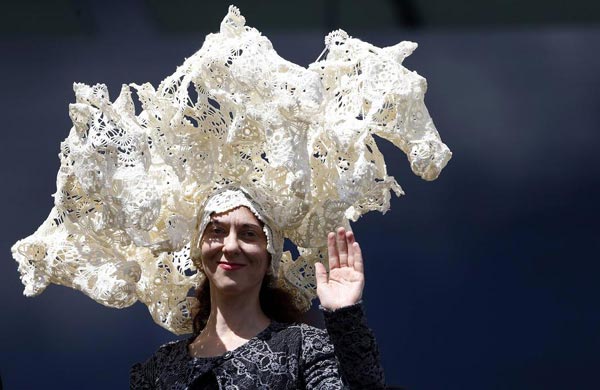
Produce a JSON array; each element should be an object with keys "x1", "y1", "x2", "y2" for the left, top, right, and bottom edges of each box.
[{"x1": 11, "y1": 5, "x2": 451, "y2": 334}]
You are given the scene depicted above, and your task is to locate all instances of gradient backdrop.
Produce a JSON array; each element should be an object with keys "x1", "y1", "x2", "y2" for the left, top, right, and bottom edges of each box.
[{"x1": 1, "y1": 1, "x2": 599, "y2": 389}]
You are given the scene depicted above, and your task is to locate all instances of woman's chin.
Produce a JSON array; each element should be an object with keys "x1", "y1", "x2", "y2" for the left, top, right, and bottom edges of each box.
[{"x1": 211, "y1": 277, "x2": 259, "y2": 296}]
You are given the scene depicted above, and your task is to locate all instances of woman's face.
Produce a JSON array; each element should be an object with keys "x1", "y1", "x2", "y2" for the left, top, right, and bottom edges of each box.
[{"x1": 200, "y1": 206, "x2": 270, "y2": 296}]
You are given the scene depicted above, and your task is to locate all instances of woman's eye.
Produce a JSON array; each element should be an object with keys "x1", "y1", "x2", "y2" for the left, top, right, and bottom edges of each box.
[
  {"x1": 243, "y1": 229, "x2": 265, "y2": 239},
  {"x1": 210, "y1": 226, "x2": 225, "y2": 235}
]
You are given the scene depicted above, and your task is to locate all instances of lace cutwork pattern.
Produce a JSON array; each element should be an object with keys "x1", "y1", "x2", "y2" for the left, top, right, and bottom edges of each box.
[
  {"x1": 130, "y1": 303, "x2": 385, "y2": 389},
  {"x1": 12, "y1": 6, "x2": 451, "y2": 334}
]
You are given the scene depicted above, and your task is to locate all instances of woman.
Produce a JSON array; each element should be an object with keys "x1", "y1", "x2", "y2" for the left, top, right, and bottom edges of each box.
[
  {"x1": 130, "y1": 190, "x2": 385, "y2": 389},
  {"x1": 11, "y1": 8, "x2": 450, "y2": 389}
]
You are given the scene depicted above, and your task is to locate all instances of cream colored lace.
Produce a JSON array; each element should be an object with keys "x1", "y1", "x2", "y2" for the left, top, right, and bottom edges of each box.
[{"x1": 11, "y1": 5, "x2": 451, "y2": 334}]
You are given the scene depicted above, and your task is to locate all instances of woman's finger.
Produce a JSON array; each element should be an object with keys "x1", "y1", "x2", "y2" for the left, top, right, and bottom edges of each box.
[
  {"x1": 346, "y1": 230, "x2": 356, "y2": 267},
  {"x1": 352, "y1": 241, "x2": 364, "y2": 274},
  {"x1": 336, "y1": 227, "x2": 348, "y2": 267},
  {"x1": 314, "y1": 262, "x2": 329, "y2": 287},
  {"x1": 327, "y1": 231, "x2": 339, "y2": 269}
]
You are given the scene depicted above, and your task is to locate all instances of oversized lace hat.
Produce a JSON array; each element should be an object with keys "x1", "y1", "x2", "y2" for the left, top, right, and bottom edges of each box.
[{"x1": 11, "y1": 5, "x2": 452, "y2": 334}]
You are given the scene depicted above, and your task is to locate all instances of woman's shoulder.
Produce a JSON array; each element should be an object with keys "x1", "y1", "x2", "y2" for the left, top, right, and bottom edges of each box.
[
  {"x1": 267, "y1": 321, "x2": 334, "y2": 360},
  {"x1": 273, "y1": 303, "x2": 367, "y2": 341},
  {"x1": 132, "y1": 337, "x2": 191, "y2": 371},
  {"x1": 269, "y1": 321, "x2": 329, "y2": 340},
  {"x1": 154, "y1": 337, "x2": 190, "y2": 357},
  {"x1": 130, "y1": 338, "x2": 195, "y2": 388}
]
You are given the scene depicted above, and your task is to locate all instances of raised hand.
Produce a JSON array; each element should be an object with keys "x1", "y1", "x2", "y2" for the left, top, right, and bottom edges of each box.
[{"x1": 315, "y1": 227, "x2": 365, "y2": 311}]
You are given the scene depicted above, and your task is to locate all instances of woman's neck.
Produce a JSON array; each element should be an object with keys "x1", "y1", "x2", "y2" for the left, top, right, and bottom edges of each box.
[
  {"x1": 189, "y1": 285, "x2": 271, "y2": 357},
  {"x1": 205, "y1": 290, "x2": 271, "y2": 338}
]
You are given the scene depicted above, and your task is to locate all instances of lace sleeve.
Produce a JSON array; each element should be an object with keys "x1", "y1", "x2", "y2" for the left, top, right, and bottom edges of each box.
[
  {"x1": 322, "y1": 303, "x2": 386, "y2": 389},
  {"x1": 299, "y1": 324, "x2": 345, "y2": 389}
]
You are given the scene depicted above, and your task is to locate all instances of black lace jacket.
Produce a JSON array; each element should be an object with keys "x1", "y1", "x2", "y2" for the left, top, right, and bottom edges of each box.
[{"x1": 130, "y1": 303, "x2": 385, "y2": 389}]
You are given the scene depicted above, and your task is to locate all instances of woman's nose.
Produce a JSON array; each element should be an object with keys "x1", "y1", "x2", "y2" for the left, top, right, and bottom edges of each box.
[{"x1": 222, "y1": 231, "x2": 240, "y2": 255}]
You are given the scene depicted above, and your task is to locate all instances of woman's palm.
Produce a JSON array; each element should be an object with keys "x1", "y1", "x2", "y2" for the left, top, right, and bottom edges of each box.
[{"x1": 315, "y1": 228, "x2": 365, "y2": 310}]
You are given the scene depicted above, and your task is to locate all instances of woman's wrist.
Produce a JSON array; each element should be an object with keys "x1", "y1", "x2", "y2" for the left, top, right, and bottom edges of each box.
[{"x1": 319, "y1": 300, "x2": 363, "y2": 313}]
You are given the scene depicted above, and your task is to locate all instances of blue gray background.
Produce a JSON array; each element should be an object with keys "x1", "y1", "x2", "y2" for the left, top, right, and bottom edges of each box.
[{"x1": 1, "y1": 1, "x2": 599, "y2": 389}]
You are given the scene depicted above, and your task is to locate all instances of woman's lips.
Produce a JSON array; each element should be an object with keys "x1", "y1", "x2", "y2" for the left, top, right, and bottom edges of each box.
[{"x1": 218, "y1": 262, "x2": 246, "y2": 271}]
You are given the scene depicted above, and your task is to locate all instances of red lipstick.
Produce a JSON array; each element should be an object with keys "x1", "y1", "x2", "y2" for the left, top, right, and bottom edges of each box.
[{"x1": 218, "y1": 263, "x2": 245, "y2": 271}]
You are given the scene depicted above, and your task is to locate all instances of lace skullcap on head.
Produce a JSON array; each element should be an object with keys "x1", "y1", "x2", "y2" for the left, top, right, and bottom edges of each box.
[
  {"x1": 190, "y1": 187, "x2": 284, "y2": 277},
  {"x1": 11, "y1": 5, "x2": 452, "y2": 334}
]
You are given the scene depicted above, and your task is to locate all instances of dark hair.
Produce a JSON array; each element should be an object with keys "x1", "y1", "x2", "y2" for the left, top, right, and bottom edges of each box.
[{"x1": 192, "y1": 274, "x2": 304, "y2": 335}]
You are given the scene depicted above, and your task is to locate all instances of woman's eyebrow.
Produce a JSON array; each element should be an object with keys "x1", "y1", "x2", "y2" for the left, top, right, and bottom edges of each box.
[
  {"x1": 241, "y1": 223, "x2": 262, "y2": 229},
  {"x1": 208, "y1": 219, "x2": 261, "y2": 229}
]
